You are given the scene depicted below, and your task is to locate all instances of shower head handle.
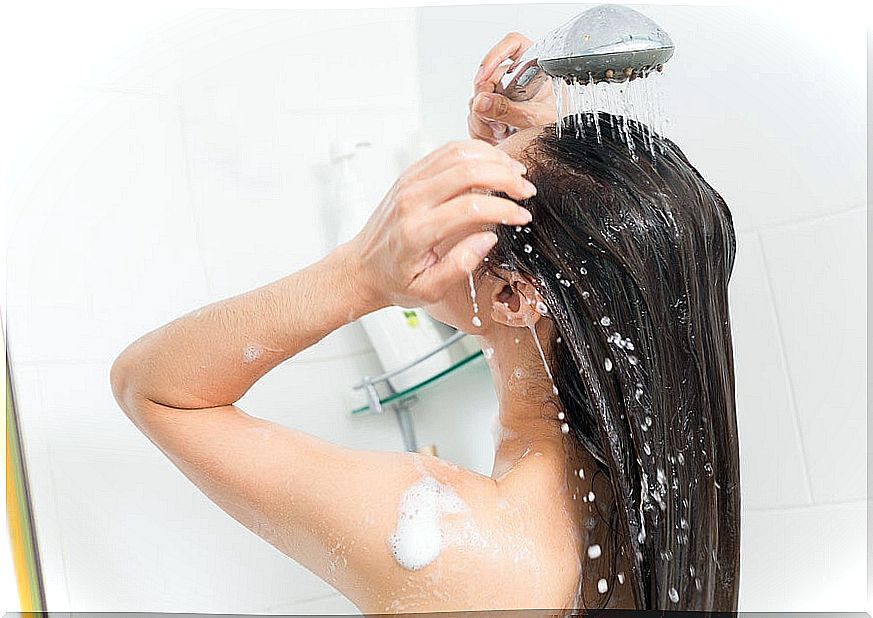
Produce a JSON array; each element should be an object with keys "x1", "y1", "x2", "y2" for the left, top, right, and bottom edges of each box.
[{"x1": 497, "y1": 4, "x2": 674, "y2": 102}]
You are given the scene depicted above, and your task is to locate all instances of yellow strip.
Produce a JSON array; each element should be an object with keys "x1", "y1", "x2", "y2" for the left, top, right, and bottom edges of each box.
[{"x1": 6, "y1": 362, "x2": 44, "y2": 611}]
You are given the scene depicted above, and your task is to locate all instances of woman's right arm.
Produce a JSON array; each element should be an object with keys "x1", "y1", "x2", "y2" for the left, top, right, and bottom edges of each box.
[{"x1": 109, "y1": 139, "x2": 536, "y2": 611}]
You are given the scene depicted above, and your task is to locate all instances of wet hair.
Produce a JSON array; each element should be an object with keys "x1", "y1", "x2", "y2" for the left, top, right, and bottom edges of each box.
[{"x1": 483, "y1": 112, "x2": 740, "y2": 611}]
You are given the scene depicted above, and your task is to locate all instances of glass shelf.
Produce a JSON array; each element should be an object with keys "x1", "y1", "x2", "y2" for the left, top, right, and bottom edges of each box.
[{"x1": 350, "y1": 347, "x2": 485, "y2": 416}]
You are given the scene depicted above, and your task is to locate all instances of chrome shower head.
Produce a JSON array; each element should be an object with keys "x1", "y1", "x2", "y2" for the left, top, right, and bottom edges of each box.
[{"x1": 498, "y1": 4, "x2": 674, "y2": 102}]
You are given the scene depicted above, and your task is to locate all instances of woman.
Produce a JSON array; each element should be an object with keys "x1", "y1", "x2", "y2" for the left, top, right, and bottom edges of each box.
[{"x1": 111, "y1": 34, "x2": 740, "y2": 612}]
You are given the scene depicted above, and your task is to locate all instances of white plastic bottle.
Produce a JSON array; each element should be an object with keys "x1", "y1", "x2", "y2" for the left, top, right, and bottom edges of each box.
[{"x1": 330, "y1": 139, "x2": 454, "y2": 393}]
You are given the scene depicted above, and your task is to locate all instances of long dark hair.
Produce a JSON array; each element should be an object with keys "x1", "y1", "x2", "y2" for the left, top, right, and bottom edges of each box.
[{"x1": 483, "y1": 112, "x2": 740, "y2": 611}]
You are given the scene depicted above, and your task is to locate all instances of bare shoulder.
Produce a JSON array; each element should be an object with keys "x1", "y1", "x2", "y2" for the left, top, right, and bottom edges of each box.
[{"x1": 355, "y1": 448, "x2": 582, "y2": 613}]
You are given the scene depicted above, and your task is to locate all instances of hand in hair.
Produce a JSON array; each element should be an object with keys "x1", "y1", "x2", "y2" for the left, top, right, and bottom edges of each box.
[
  {"x1": 348, "y1": 139, "x2": 535, "y2": 309},
  {"x1": 467, "y1": 32, "x2": 556, "y2": 144}
]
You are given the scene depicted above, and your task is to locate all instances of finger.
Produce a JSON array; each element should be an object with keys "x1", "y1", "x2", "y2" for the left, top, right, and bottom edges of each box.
[
  {"x1": 474, "y1": 32, "x2": 533, "y2": 85},
  {"x1": 466, "y1": 112, "x2": 499, "y2": 144},
  {"x1": 404, "y1": 139, "x2": 517, "y2": 180},
  {"x1": 473, "y1": 62, "x2": 510, "y2": 97},
  {"x1": 422, "y1": 194, "x2": 531, "y2": 245},
  {"x1": 417, "y1": 160, "x2": 536, "y2": 205},
  {"x1": 413, "y1": 231, "x2": 499, "y2": 303},
  {"x1": 471, "y1": 92, "x2": 538, "y2": 130}
]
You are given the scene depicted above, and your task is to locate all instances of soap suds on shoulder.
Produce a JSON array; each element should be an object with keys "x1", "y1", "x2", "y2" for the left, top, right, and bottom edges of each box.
[{"x1": 388, "y1": 475, "x2": 468, "y2": 571}]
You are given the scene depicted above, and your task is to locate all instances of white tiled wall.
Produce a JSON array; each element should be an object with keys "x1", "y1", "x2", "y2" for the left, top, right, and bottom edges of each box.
[
  {"x1": 5, "y1": 7, "x2": 445, "y2": 614},
  {"x1": 5, "y1": 3, "x2": 866, "y2": 614},
  {"x1": 415, "y1": 2, "x2": 866, "y2": 612}
]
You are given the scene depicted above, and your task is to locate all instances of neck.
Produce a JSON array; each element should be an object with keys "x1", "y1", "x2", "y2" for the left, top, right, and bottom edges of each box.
[{"x1": 479, "y1": 320, "x2": 565, "y2": 477}]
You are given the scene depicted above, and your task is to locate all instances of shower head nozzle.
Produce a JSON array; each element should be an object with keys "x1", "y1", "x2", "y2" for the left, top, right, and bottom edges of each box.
[{"x1": 498, "y1": 4, "x2": 674, "y2": 102}]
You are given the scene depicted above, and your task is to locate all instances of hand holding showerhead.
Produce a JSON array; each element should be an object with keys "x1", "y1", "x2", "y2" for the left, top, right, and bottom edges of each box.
[{"x1": 468, "y1": 32, "x2": 558, "y2": 143}]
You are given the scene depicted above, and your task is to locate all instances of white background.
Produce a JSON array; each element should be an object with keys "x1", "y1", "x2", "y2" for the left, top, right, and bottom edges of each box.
[{"x1": 2, "y1": 1, "x2": 868, "y2": 614}]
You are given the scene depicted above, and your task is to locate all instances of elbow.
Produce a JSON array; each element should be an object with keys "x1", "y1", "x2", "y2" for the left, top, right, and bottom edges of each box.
[{"x1": 110, "y1": 344, "x2": 145, "y2": 420}]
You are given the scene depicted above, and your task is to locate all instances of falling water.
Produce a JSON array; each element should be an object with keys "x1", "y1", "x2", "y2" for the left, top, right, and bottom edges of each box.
[
  {"x1": 527, "y1": 322, "x2": 559, "y2": 397},
  {"x1": 551, "y1": 68, "x2": 669, "y2": 159},
  {"x1": 468, "y1": 271, "x2": 481, "y2": 327}
]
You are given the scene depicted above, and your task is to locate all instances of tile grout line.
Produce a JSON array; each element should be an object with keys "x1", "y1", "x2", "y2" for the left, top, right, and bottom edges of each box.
[
  {"x1": 736, "y1": 203, "x2": 866, "y2": 235},
  {"x1": 742, "y1": 498, "x2": 867, "y2": 515},
  {"x1": 754, "y1": 232, "x2": 816, "y2": 504}
]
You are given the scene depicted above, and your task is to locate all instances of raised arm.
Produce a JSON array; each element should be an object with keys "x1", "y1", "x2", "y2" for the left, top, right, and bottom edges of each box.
[{"x1": 109, "y1": 139, "x2": 536, "y2": 611}]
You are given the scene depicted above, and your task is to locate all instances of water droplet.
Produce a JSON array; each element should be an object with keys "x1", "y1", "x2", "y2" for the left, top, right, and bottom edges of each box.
[
  {"x1": 523, "y1": 244, "x2": 533, "y2": 253},
  {"x1": 557, "y1": 411, "x2": 565, "y2": 420},
  {"x1": 600, "y1": 316, "x2": 611, "y2": 326},
  {"x1": 635, "y1": 387, "x2": 643, "y2": 401},
  {"x1": 579, "y1": 266, "x2": 588, "y2": 275},
  {"x1": 668, "y1": 587, "x2": 679, "y2": 603},
  {"x1": 604, "y1": 358, "x2": 613, "y2": 372},
  {"x1": 515, "y1": 226, "x2": 522, "y2": 232},
  {"x1": 581, "y1": 291, "x2": 590, "y2": 299},
  {"x1": 587, "y1": 491, "x2": 595, "y2": 502},
  {"x1": 617, "y1": 571, "x2": 625, "y2": 585},
  {"x1": 645, "y1": 416, "x2": 652, "y2": 426},
  {"x1": 597, "y1": 578, "x2": 608, "y2": 594},
  {"x1": 704, "y1": 462, "x2": 713, "y2": 476},
  {"x1": 578, "y1": 467, "x2": 585, "y2": 479},
  {"x1": 561, "y1": 423, "x2": 570, "y2": 434},
  {"x1": 643, "y1": 442, "x2": 651, "y2": 455},
  {"x1": 587, "y1": 544, "x2": 602, "y2": 559},
  {"x1": 628, "y1": 355, "x2": 638, "y2": 365},
  {"x1": 483, "y1": 347, "x2": 494, "y2": 359},
  {"x1": 471, "y1": 316, "x2": 482, "y2": 327},
  {"x1": 535, "y1": 301, "x2": 548, "y2": 315}
]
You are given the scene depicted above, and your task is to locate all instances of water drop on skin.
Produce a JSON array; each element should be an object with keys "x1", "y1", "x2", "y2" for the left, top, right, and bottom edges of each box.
[
  {"x1": 587, "y1": 544, "x2": 602, "y2": 559},
  {"x1": 472, "y1": 316, "x2": 482, "y2": 327},
  {"x1": 483, "y1": 347, "x2": 494, "y2": 359},
  {"x1": 561, "y1": 423, "x2": 570, "y2": 434},
  {"x1": 535, "y1": 301, "x2": 548, "y2": 315},
  {"x1": 587, "y1": 491, "x2": 595, "y2": 502},
  {"x1": 557, "y1": 411, "x2": 565, "y2": 420},
  {"x1": 597, "y1": 579, "x2": 608, "y2": 594}
]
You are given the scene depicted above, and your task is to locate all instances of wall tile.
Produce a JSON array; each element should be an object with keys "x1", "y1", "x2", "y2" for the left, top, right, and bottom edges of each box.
[
  {"x1": 739, "y1": 502, "x2": 866, "y2": 611},
  {"x1": 759, "y1": 209, "x2": 866, "y2": 503},
  {"x1": 6, "y1": 92, "x2": 209, "y2": 365},
  {"x1": 729, "y1": 234, "x2": 812, "y2": 509}
]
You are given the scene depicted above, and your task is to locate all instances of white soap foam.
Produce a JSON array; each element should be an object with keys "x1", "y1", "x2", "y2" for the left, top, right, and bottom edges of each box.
[
  {"x1": 242, "y1": 343, "x2": 263, "y2": 363},
  {"x1": 388, "y1": 475, "x2": 466, "y2": 572}
]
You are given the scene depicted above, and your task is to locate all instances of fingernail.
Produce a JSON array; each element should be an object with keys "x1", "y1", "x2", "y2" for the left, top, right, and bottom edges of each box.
[
  {"x1": 472, "y1": 232, "x2": 498, "y2": 257},
  {"x1": 519, "y1": 207, "x2": 533, "y2": 223},
  {"x1": 524, "y1": 180, "x2": 537, "y2": 195},
  {"x1": 511, "y1": 160, "x2": 527, "y2": 174},
  {"x1": 474, "y1": 94, "x2": 492, "y2": 113}
]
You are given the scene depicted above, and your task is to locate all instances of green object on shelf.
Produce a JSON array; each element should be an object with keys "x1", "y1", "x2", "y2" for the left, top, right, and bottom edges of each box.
[{"x1": 351, "y1": 350, "x2": 484, "y2": 415}]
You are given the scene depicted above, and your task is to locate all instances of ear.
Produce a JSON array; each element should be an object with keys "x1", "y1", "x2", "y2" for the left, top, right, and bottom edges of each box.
[{"x1": 490, "y1": 270, "x2": 546, "y2": 328}]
